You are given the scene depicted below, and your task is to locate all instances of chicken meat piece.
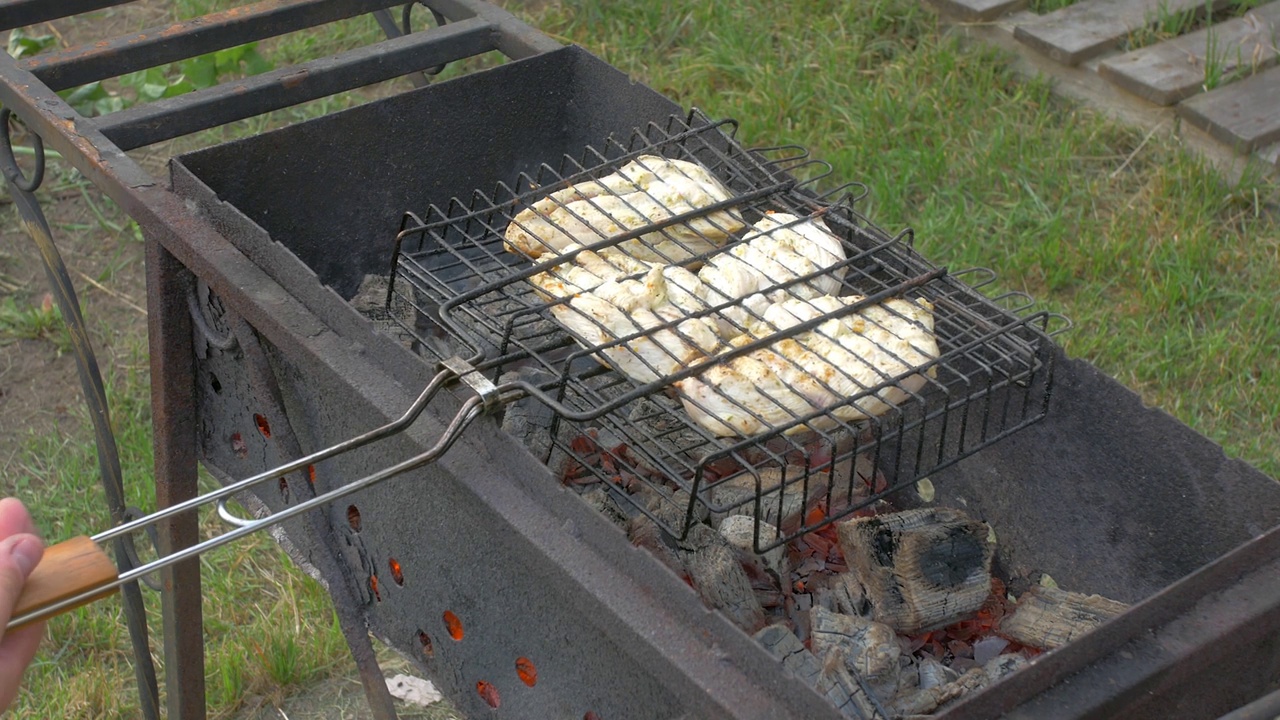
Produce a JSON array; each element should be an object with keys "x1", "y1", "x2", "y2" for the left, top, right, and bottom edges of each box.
[
  {"x1": 527, "y1": 245, "x2": 653, "y2": 300},
  {"x1": 551, "y1": 266, "x2": 725, "y2": 384},
  {"x1": 675, "y1": 294, "x2": 938, "y2": 437},
  {"x1": 697, "y1": 212, "x2": 847, "y2": 334},
  {"x1": 504, "y1": 157, "x2": 745, "y2": 262},
  {"x1": 531, "y1": 155, "x2": 731, "y2": 211}
]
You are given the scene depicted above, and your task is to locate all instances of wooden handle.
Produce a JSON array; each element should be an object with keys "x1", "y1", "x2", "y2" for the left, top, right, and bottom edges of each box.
[{"x1": 11, "y1": 536, "x2": 118, "y2": 630}]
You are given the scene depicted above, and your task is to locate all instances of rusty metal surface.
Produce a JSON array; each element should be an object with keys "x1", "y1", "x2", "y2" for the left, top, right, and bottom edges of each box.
[
  {"x1": 145, "y1": 238, "x2": 207, "y2": 720},
  {"x1": 0, "y1": 0, "x2": 134, "y2": 31},
  {"x1": 227, "y1": 313, "x2": 400, "y2": 720},
  {"x1": 22, "y1": 0, "x2": 405, "y2": 91},
  {"x1": 97, "y1": 15, "x2": 498, "y2": 151}
]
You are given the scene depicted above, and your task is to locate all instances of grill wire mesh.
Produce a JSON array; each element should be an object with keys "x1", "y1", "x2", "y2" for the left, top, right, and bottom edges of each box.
[{"x1": 385, "y1": 110, "x2": 1061, "y2": 553}]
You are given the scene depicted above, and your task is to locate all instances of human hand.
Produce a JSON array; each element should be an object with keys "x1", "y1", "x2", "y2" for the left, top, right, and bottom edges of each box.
[{"x1": 0, "y1": 497, "x2": 45, "y2": 712}]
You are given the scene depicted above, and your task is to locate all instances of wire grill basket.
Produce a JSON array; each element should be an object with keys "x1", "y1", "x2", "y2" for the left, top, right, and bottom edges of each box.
[{"x1": 386, "y1": 110, "x2": 1064, "y2": 551}]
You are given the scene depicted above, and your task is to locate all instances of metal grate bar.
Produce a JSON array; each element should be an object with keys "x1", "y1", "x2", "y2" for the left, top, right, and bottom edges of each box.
[
  {"x1": 21, "y1": 0, "x2": 406, "y2": 91},
  {"x1": 93, "y1": 15, "x2": 496, "y2": 150},
  {"x1": 0, "y1": 0, "x2": 135, "y2": 32}
]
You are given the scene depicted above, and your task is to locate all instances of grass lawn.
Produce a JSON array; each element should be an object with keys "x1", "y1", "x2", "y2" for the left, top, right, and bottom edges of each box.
[{"x1": 2, "y1": 0, "x2": 1277, "y2": 716}]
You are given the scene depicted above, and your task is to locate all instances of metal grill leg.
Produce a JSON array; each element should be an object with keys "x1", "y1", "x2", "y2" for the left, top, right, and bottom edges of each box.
[
  {"x1": 0, "y1": 111, "x2": 161, "y2": 719},
  {"x1": 146, "y1": 238, "x2": 207, "y2": 719}
]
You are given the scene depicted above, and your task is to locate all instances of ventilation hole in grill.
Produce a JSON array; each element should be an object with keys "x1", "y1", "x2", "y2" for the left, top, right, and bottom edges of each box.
[
  {"x1": 369, "y1": 574, "x2": 382, "y2": 602},
  {"x1": 254, "y1": 413, "x2": 271, "y2": 438},
  {"x1": 515, "y1": 657, "x2": 536, "y2": 687},
  {"x1": 347, "y1": 505, "x2": 361, "y2": 532},
  {"x1": 476, "y1": 680, "x2": 500, "y2": 709},
  {"x1": 278, "y1": 477, "x2": 290, "y2": 502},
  {"x1": 307, "y1": 464, "x2": 316, "y2": 485},
  {"x1": 230, "y1": 432, "x2": 247, "y2": 458},
  {"x1": 443, "y1": 610, "x2": 463, "y2": 641},
  {"x1": 417, "y1": 630, "x2": 434, "y2": 658},
  {"x1": 209, "y1": 373, "x2": 222, "y2": 394},
  {"x1": 389, "y1": 558, "x2": 404, "y2": 586}
]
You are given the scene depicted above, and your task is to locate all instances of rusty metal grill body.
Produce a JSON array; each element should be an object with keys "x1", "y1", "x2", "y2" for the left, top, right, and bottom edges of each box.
[{"x1": 1, "y1": 2, "x2": 1280, "y2": 719}]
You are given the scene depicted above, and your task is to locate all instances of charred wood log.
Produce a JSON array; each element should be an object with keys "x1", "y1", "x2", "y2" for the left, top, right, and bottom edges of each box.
[
  {"x1": 627, "y1": 513, "x2": 686, "y2": 577},
  {"x1": 754, "y1": 624, "x2": 879, "y2": 720},
  {"x1": 999, "y1": 585, "x2": 1128, "y2": 650},
  {"x1": 626, "y1": 486, "x2": 765, "y2": 633},
  {"x1": 681, "y1": 523, "x2": 766, "y2": 633},
  {"x1": 580, "y1": 486, "x2": 630, "y2": 529},
  {"x1": 710, "y1": 465, "x2": 820, "y2": 532},
  {"x1": 889, "y1": 654, "x2": 1027, "y2": 718},
  {"x1": 830, "y1": 572, "x2": 871, "y2": 617},
  {"x1": 809, "y1": 606, "x2": 902, "y2": 700},
  {"x1": 717, "y1": 515, "x2": 788, "y2": 580},
  {"x1": 837, "y1": 508, "x2": 994, "y2": 634}
]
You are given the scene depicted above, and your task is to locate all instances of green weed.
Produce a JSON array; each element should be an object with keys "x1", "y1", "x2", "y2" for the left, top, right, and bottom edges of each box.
[
  {"x1": 0, "y1": 294, "x2": 71, "y2": 353},
  {"x1": 2, "y1": 363, "x2": 349, "y2": 718},
  {"x1": 58, "y1": 43, "x2": 276, "y2": 118},
  {"x1": 5, "y1": 28, "x2": 56, "y2": 59}
]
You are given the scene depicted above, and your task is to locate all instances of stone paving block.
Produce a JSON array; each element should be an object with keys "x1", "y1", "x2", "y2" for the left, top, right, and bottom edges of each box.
[
  {"x1": 1014, "y1": 0, "x2": 1230, "y2": 65},
  {"x1": 1098, "y1": 2, "x2": 1280, "y2": 105},
  {"x1": 1177, "y1": 64, "x2": 1280, "y2": 151}
]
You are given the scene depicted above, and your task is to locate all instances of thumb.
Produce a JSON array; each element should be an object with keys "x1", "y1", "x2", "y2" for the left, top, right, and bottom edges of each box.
[{"x1": 0, "y1": 534, "x2": 43, "y2": 630}]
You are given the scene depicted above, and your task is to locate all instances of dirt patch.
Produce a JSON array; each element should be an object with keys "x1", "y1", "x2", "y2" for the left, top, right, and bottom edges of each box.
[{"x1": 0, "y1": 187, "x2": 148, "y2": 484}]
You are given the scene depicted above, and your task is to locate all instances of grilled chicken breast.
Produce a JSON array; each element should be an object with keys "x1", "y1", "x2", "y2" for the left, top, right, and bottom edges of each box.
[
  {"x1": 551, "y1": 266, "x2": 725, "y2": 384},
  {"x1": 675, "y1": 295, "x2": 938, "y2": 437},
  {"x1": 507, "y1": 156, "x2": 937, "y2": 439},
  {"x1": 697, "y1": 212, "x2": 847, "y2": 333},
  {"x1": 504, "y1": 156, "x2": 746, "y2": 262},
  {"x1": 528, "y1": 245, "x2": 653, "y2": 300}
]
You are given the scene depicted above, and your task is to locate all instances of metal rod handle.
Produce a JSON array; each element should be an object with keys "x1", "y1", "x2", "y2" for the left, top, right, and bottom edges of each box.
[
  {"x1": 8, "y1": 367, "x2": 487, "y2": 630},
  {"x1": 10, "y1": 537, "x2": 119, "y2": 631}
]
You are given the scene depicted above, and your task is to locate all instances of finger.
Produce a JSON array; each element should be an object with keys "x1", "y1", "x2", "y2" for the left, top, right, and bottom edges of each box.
[
  {"x1": 0, "y1": 621, "x2": 44, "y2": 711},
  {"x1": 0, "y1": 534, "x2": 44, "y2": 634},
  {"x1": 0, "y1": 500, "x2": 36, "y2": 540}
]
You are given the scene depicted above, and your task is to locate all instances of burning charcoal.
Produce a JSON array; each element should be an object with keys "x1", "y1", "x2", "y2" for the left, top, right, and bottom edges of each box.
[
  {"x1": 627, "y1": 513, "x2": 686, "y2": 577},
  {"x1": 999, "y1": 585, "x2": 1128, "y2": 650},
  {"x1": 889, "y1": 654, "x2": 1029, "y2": 717},
  {"x1": 829, "y1": 572, "x2": 870, "y2": 617},
  {"x1": 625, "y1": 395, "x2": 713, "y2": 467},
  {"x1": 628, "y1": 485, "x2": 765, "y2": 632},
  {"x1": 753, "y1": 625, "x2": 877, "y2": 720},
  {"x1": 579, "y1": 486, "x2": 630, "y2": 529},
  {"x1": 710, "y1": 465, "x2": 826, "y2": 532},
  {"x1": 717, "y1": 515, "x2": 788, "y2": 579},
  {"x1": 498, "y1": 367, "x2": 565, "y2": 463},
  {"x1": 680, "y1": 524, "x2": 766, "y2": 633},
  {"x1": 809, "y1": 606, "x2": 902, "y2": 699},
  {"x1": 629, "y1": 484, "x2": 705, "y2": 529},
  {"x1": 350, "y1": 273, "x2": 455, "y2": 357},
  {"x1": 971, "y1": 636, "x2": 1010, "y2": 666},
  {"x1": 836, "y1": 507, "x2": 994, "y2": 635},
  {"x1": 915, "y1": 656, "x2": 959, "y2": 691}
]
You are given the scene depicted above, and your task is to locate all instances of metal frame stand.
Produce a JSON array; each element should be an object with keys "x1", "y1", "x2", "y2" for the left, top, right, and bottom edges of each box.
[{"x1": 145, "y1": 238, "x2": 206, "y2": 719}]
